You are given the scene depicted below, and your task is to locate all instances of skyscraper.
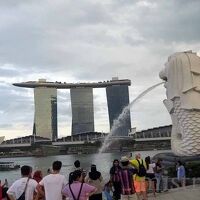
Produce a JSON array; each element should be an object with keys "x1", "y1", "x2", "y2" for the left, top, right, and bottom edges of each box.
[
  {"x1": 70, "y1": 88, "x2": 94, "y2": 135},
  {"x1": 33, "y1": 86, "x2": 57, "y2": 140},
  {"x1": 106, "y1": 84, "x2": 131, "y2": 136},
  {"x1": 14, "y1": 78, "x2": 131, "y2": 138}
]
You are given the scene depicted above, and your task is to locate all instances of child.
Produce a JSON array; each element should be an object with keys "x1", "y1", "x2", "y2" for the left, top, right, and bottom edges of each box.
[{"x1": 103, "y1": 181, "x2": 113, "y2": 200}]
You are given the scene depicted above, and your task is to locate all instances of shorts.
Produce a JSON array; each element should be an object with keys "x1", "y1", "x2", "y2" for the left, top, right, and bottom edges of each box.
[
  {"x1": 121, "y1": 194, "x2": 137, "y2": 200},
  {"x1": 146, "y1": 173, "x2": 156, "y2": 181},
  {"x1": 134, "y1": 180, "x2": 146, "y2": 193}
]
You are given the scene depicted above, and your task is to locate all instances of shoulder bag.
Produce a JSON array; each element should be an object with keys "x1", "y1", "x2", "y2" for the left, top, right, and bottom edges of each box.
[
  {"x1": 69, "y1": 182, "x2": 83, "y2": 200},
  {"x1": 17, "y1": 178, "x2": 30, "y2": 200}
]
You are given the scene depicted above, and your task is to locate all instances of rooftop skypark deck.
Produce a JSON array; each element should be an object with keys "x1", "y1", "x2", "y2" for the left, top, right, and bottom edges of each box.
[{"x1": 13, "y1": 78, "x2": 131, "y2": 89}]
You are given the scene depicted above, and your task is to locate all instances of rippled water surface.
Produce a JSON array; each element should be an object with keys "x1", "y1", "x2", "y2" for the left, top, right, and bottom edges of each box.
[{"x1": 0, "y1": 150, "x2": 171, "y2": 185}]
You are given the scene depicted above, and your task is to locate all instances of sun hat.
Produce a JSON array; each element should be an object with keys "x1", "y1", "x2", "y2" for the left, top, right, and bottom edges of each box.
[{"x1": 120, "y1": 156, "x2": 129, "y2": 162}]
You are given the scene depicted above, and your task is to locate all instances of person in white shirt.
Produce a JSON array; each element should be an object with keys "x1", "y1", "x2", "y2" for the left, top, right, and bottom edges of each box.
[
  {"x1": 7, "y1": 165, "x2": 38, "y2": 200},
  {"x1": 145, "y1": 156, "x2": 156, "y2": 196},
  {"x1": 37, "y1": 160, "x2": 67, "y2": 200}
]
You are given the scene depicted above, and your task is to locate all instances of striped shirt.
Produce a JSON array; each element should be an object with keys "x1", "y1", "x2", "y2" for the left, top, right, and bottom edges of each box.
[{"x1": 118, "y1": 167, "x2": 136, "y2": 195}]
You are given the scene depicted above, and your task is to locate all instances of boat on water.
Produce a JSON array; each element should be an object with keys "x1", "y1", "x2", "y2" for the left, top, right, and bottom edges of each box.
[{"x1": 0, "y1": 162, "x2": 20, "y2": 171}]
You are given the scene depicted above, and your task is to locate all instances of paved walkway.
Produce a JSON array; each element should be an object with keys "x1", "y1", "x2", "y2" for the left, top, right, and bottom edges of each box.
[{"x1": 148, "y1": 185, "x2": 200, "y2": 200}]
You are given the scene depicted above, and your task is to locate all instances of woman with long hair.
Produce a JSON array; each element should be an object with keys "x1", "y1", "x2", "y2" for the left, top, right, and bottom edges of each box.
[
  {"x1": 109, "y1": 159, "x2": 121, "y2": 200},
  {"x1": 33, "y1": 170, "x2": 43, "y2": 183},
  {"x1": 33, "y1": 170, "x2": 44, "y2": 200},
  {"x1": 145, "y1": 156, "x2": 156, "y2": 197}
]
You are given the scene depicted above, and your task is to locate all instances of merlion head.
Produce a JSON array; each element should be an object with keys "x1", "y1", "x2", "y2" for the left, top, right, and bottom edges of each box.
[{"x1": 160, "y1": 51, "x2": 200, "y2": 156}]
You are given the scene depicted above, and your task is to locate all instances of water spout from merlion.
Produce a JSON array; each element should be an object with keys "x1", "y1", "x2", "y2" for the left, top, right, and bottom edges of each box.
[
  {"x1": 160, "y1": 50, "x2": 200, "y2": 156},
  {"x1": 99, "y1": 82, "x2": 164, "y2": 153}
]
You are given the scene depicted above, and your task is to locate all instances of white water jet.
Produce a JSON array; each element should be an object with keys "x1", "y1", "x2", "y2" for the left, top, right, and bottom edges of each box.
[{"x1": 98, "y1": 82, "x2": 164, "y2": 153}]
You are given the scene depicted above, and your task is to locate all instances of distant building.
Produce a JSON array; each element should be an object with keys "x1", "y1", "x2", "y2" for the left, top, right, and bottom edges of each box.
[
  {"x1": 106, "y1": 78, "x2": 131, "y2": 136},
  {"x1": 0, "y1": 136, "x2": 5, "y2": 144},
  {"x1": 33, "y1": 81, "x2": 57, "y2": 140},
  {"x1": 132, "y1": 125, "x2": 172, "y2": 150},
  {"x1": 70, "y1": 88, "x2": 94, "y2": 135},
  {"x1": 13, "y1": 77, "x2": 131, "y2": 139},
  {"x1": 133, "y1": 125, "x2": 172, "y2": 139}
]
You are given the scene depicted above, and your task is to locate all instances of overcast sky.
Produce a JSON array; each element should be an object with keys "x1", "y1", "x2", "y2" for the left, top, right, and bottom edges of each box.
[{"x1": 0, "y1": 0, "x2": 200, "y2": 140}]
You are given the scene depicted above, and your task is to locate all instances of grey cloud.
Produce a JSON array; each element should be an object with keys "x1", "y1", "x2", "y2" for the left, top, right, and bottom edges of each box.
[
  {"x1": 57, "y1": 91, "x2": 70, "y2": 102},
  {"x1": 0, "y1": 0, "x2": 36, "y2": 8},
  {"x1": 0, "y1": 85, "x2": 34, "y2": 124},
  {"x1": 57, "y1": 102, "x2": 71, "y2": 117},
  {"x1": 132, "y1": 1, "x2": 200, "y2": 42},
  {"x1": 0, "y1": 68, "x2": 20, "y2": 77},
  {"x1": 0, "y1": 123, "x2": 13, "y2": 129},
  {"x1": 0, "y1": 0, "x2": 199, "y2": 79},
  {"x1": 0, "y1": 0, "x2": 199, "y2": 137},
  {"x1": 0, "y1": 0, "x2": 114, "y2": 70},
  {"x1": 57, "y1": 90, "x2": 72, "y2": 118},
  {"x1": 0, "y1": 84, "x2": 29, "y2": 97},
  {"x1": 130, "y1": 86, "x2": 171, "y2": 130},
  {"x1": 45, "y1": 0, "x2": 113, "y2": 26},
  {"x1": 104, "y1": 1, "x2": 200, "y2": 43}
]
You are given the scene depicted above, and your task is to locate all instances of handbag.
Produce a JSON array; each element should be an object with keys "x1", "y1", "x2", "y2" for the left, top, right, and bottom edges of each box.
[{"x1": 17, "y1": 178, "x2": 30, "y2": 200}]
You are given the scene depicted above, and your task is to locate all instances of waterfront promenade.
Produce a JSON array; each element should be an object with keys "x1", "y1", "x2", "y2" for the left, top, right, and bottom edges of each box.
[{"x1": 148, "y1": 185, "x2": 200, "y2": 200}]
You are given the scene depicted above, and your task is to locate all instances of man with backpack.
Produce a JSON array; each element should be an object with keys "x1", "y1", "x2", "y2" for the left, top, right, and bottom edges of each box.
[{"x1": 130, "y1": 153, "x2": 147, "y2": 200}]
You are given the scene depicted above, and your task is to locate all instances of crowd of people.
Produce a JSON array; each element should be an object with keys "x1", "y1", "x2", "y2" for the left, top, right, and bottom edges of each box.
[{"x1": 1, "y1": 153, "x2": 186, "y2": 200}]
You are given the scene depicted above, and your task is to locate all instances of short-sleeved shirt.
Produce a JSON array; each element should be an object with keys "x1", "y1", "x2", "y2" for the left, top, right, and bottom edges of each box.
[
  {"x1": 39, "y1": 174, "x2": 67, "y2": 200},
  {"x1": 62, "y1": 181, "x2": 96, "y2": 200},
  {"x1": 7, "y1": 177, "x2": 37, "y2": 200},
  {"x1": 177, "y1": 165, "x2": 185, "y2": 180},
  {"x1": 129, "y1": 159, "x2": 147, "y2": 181},
  {"x1": 146, "y1": 163, "x2": 156, "y2": 174}
]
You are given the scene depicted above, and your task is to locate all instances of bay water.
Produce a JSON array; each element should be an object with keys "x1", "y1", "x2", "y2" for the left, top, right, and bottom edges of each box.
[{"x1": 0, "y1": 150, "x2": 171, "y2": 186}]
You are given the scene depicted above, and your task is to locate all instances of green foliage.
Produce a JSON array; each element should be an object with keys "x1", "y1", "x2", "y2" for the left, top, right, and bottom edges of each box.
[
  {"x1": 186, "y1": 161, "x2": 200, "y2": 178},
  {"x1": 167, "y1": 166, "x2": 177, "y2": 177}
]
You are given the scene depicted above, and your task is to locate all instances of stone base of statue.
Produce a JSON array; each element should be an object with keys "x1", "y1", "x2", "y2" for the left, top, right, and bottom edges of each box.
[{"x1": 153, "y1": 152, "x2": 200, "y2": 178}]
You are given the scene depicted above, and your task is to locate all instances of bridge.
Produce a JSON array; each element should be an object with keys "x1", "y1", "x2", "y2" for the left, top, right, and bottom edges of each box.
[
  {"x1": 130, "y1": 125, "x2": 172, "y2": 150},
  {"x1": 0, "y1": 141, "x2": 89, "y2": 148},
  {"x1": 0, "y1": 125, "x2": 172, "y2": 153},
  {"x1": 135, "y1": 137, "x2": 171, "y2": 142},
  {"x1": 0, "y1": 143, "x2": 31, "y2": 148}
]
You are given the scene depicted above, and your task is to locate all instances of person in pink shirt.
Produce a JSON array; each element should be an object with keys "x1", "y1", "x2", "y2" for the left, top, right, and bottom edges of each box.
[{"x1": 62, "y1": 170, "x2": 97, "y2": 200}]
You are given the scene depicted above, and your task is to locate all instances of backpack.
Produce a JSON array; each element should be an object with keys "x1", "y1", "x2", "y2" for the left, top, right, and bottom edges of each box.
[{"x1": 136, "y1": 159, "x2": 146, "y2": 177}]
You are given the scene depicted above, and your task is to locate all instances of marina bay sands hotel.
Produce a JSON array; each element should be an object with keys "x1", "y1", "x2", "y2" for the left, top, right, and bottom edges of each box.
[{"x1": 13, "y1": 77, "x2": 131, "y2": 140}]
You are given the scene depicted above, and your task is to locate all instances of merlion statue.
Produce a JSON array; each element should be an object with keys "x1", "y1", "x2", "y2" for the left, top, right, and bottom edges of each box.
[{"x1": 160, "y1": 50, "x2": 200, "y2": 156}]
